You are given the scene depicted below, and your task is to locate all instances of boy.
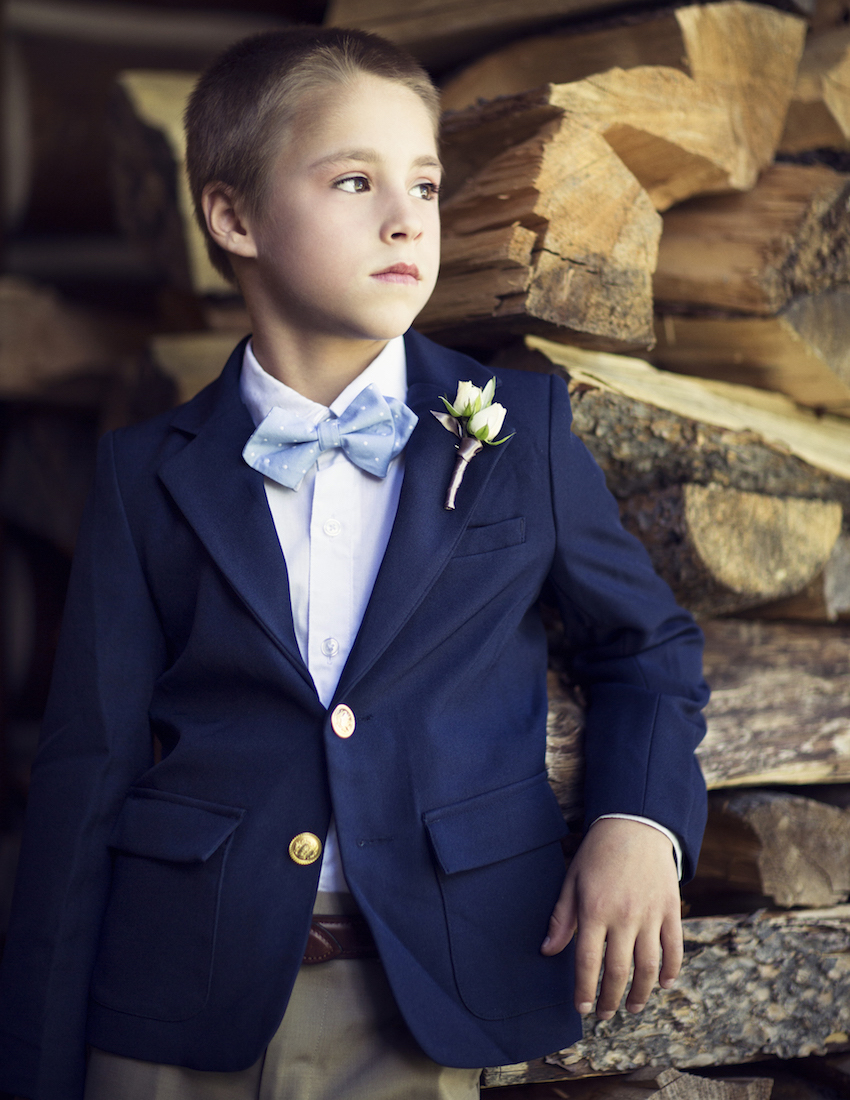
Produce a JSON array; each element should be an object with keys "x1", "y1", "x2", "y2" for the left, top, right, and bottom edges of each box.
[{"x1": 0, "y1": 27, "x2": 708, "y2": 1100}]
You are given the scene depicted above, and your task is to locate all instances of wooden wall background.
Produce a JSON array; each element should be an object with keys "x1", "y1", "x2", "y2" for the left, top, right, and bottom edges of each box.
[{"x1": 2, "y1": 1, "x2": 850, "y2": 1096}]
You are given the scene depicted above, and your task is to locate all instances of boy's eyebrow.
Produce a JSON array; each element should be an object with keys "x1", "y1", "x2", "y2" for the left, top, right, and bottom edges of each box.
[{"x1": 311, "y1": 149, "x2": 444, "y2": 174}]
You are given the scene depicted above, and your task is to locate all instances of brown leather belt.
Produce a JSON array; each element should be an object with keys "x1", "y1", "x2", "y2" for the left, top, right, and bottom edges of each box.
[{"x1": 302, "y1": 915, "x2": 379, "y2": 964}]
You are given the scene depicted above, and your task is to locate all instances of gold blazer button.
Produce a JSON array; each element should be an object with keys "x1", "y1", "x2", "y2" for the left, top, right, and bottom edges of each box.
[
  {"x1": 289, "y1": 832, "x2": 323, "y2": 866},
  {"x1": 331, "y1": 704, "x2": 356, "y2": 739}
]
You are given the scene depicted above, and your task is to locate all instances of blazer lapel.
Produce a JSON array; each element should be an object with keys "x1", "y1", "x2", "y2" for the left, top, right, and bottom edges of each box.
[
  {"x1": 336, "y1": 331, "x2": 514, "y2": 698},
  {"x1": 157, "y1": 341, "x2": 314, "y2": 696}
]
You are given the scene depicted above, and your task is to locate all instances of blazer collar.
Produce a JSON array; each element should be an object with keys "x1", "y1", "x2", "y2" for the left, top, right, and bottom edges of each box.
[
  {"x1": 158, "y1": 338, "x2": 318, "y2": 703},
  {"x1": 157, "y1": 331, "x2": 513, "y2": 705},
  {"x1": 334, "y1": 329, "x2": 513, "y2": 699}
]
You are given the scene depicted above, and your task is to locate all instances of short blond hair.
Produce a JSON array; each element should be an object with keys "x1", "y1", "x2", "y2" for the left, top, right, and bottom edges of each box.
[{"x1": 185, "y1": 27, "x2": 440, "y2": 281}]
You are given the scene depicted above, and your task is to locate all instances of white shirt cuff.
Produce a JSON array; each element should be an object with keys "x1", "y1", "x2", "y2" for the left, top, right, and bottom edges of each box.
[{"x1": 592, "y1": 814, "x2": 683, "y2": 880}]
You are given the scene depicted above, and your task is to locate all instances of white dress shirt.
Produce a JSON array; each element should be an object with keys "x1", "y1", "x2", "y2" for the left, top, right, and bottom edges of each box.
[{"x1": 239, "y1": 337, "x2": 681, "y2": 892}]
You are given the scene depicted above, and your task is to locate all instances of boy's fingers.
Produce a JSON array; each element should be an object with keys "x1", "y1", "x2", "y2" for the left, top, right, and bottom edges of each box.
[
  {"x1": 624, "y1": 929, "x2": 661, "y2": 1013},
  {"x1": 659, "y1": 911, "x2": 684, "y2": 988},
  {"x1": 571, "y1": 922, "x2": 607, "y2": 1015},
  {"x1": 593, "y1": 929, "x2": 635, "y2": 1019}
]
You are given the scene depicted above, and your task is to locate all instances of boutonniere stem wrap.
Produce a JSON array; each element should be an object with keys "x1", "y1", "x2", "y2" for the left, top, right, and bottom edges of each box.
[{"x1": 432, "y1": 379, "x2": 511, "y2": 510}]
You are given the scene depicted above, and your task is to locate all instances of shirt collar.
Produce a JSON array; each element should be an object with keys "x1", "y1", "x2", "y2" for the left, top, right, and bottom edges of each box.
[{"x1": 239, "y1": 336, "x2": 408, "y2": 429}]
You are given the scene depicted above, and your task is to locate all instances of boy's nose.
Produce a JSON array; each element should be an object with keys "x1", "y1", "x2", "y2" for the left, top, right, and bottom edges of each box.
[{"x1": 381, "y1": 195, "x2": 424, "y2": 241}]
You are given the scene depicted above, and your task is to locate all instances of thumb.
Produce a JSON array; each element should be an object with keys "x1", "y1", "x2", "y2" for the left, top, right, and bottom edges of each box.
[{"x1": 541, "y1": 871, "x2": 578, "y2": 955}]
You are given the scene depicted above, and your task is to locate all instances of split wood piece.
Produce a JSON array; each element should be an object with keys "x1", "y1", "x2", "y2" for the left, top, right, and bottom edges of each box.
[
  {"x1": 483, "y1": 906, "x2": 850, "y2": 1084},
  {"x1": 0, "y1": 276, "x2": 149, "y2": 396},
  {"x1": 505, "y1": 337, "x2": 850, "y2": 503},
  {"x1": 694, "y1": 789, "x2": 850, "y2": 907},
  {"x1": 440, "y1": 2, "x2": 805, "y2": 208},
  {"x1": 743, "y1": 532, "x2": 850, "y2": 622},
  {"x1": 111, "y1": 71, "x2": 230, "y2": 296},
  {"x1": 5, "y1": 4, "x2": 287, "y2": 237},
  {"x1": 150, "y1": 331, "x2": 247, "y2": 404},
  {"x1": 325, "y1": 0, "x2": 638, "y2": 70},
  {"x1": 779, "y1": 25, "x2": 850, "y2": 153},
  {"x1": 544, "y1": 619, "x2": 850, "y2": 822},
  {"x1": 419, "y1": 104, "x2": 661, "y2": 351},
  {"x1": 618, "y1": 484, "x2": 842, "y2": 617},
  {"x1": 654, "y1": 292, "x2": 850, "y2": 418},
  {"x1": 653, "y1": 163, "x2": 850, "y2": 315}
]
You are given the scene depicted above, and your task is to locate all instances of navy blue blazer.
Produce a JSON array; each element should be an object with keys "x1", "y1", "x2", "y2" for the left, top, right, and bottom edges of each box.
[{"x1": 0, "y1": 330, "x2": 708, "y2": 1099}]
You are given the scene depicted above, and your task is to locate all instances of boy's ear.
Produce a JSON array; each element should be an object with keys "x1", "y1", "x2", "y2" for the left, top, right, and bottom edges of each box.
[{"x1": 202, "y1": 183, "x2": 258, "y2": 260}]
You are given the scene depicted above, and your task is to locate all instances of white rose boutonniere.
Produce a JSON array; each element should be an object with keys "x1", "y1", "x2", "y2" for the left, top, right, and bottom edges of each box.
[{"x1": 431, "y1": 378, "x2": 512, "y2": 510}]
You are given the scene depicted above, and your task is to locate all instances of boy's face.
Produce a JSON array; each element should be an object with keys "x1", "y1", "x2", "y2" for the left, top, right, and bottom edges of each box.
[{"x1": 247, "y1": 73, "x2": 441, "y2": 344}]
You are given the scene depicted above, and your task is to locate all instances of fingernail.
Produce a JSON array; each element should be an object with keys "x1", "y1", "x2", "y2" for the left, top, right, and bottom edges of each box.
[
  {"x1": 661, "y1": 978, "x2": 676, "y2": 989},
  {"x1": 577, "y1": 1002, "x2": 592, "y2": 1015},
  {"x1": 542, "y1": 936, "x2": 551, "y2": 949},
  {"x1": 627, "y1": 1002, "x2": 646, "y2": 1014},
  {"x1": 597, "y1": 1009, "x2": 615, "y2": 1021}
]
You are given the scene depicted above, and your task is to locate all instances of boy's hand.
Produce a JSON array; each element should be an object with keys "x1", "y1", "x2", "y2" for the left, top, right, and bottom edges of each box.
[{"x1": 540, "y1": 817, "x2": 682, "y2": 1019}]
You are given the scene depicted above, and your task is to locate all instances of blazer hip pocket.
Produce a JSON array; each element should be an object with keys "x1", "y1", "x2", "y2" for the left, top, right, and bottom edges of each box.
[
  {"x1": 91, "y1": 788, "x2": 244, "y2": 1021},
  {"x1": 424, "y1": 771, "x2": 573, "y2": 1021}
]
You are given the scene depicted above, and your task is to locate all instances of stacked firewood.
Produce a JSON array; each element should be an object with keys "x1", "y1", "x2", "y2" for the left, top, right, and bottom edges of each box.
[
  {"x1": 4, "y1": 0, "x2": 850, "y2": 1096},
  {"x1": 330, "y1": 0, "x2": 850, "y2": 1092}
]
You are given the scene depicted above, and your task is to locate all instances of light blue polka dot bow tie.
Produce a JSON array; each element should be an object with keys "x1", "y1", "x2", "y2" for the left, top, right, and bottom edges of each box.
[{"x1": 242, "y1": 383, "x2": 418, "y2": 490}]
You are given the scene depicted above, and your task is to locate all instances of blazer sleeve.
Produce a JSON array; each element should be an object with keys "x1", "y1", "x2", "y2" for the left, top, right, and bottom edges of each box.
[
  {"x1": 0, "y1": 431, "x2": 167, "y2": 1100},
  {"x1": 543, "y1": 373, "x2": 709, "y2": 878}
]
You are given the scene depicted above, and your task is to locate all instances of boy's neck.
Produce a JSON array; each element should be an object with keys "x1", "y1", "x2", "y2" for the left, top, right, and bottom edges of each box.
[{"x1": 248, "y1": 322, "x2": 391, "y2": 408}]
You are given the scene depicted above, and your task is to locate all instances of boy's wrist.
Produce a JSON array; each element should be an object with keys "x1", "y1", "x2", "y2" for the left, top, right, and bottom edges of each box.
[{"x1": 591, "y1": 814, "x2": 683, "y2": 880}]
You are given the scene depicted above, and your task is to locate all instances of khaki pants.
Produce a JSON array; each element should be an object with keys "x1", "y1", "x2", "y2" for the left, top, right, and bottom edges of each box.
[{"x1": 84, "y1": 894, "x2": 481, "y2": 1100}]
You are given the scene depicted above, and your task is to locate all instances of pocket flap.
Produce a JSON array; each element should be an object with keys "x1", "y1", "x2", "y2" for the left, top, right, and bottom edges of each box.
[
  {"x1": 454, "y1": 517, "x2": 525, "y2": 557},
  {"x1": 423, "y1": 771, "x2": 567, "y2": 875},
  {"x1": 109, "y1": 789, "x2": 244, "y2": 863}
]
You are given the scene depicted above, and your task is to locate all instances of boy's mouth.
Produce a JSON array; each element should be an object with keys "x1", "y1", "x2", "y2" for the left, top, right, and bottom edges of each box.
[{"x1": 372, "y1": 263, "x2": 420, "y2": 285}]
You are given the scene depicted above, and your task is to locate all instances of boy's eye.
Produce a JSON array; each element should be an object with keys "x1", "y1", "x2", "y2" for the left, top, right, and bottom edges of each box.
[
  {"x1": 411, "y1": 181, "x2": 440, "y2": 201},
  {"x1": 335, "y1": 175, "x2": 370, "y2": 193}
]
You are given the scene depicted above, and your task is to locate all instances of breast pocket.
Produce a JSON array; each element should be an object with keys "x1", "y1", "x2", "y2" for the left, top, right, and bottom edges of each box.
[
  {"x1": 91, "y1": 788, "x2": 244, "y2": 1021},
  {"x1": 423, "y1": 771, "x2": 573, "y2": 1021},
  {"x1": 453, "y1": 517, "x2": 525, "y2": 558}
]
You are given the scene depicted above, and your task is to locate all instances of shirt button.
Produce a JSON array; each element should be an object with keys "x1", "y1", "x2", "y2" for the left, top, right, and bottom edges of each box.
[
  {"x1": 323, "y1": 518, "x2": 342, "y2": 537},
  {"x1": 331, "y1": 704, "x2": 355, "y2": 739},
  {"x1": 289, "y1": 832, "x2": 323, "y2": 865},
  {"x1": 321, "y1": 637, "x2": 340, "y2": 657}
]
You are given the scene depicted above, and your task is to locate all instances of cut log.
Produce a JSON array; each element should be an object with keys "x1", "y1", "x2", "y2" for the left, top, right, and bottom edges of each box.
[
  {"x1": 0, "y1": 276, "x2": 150, "y2": 395},
  {"x1": 742, "y1": 532, "x2": 850, "y2": 622},
  {"x1": 693, "y1": 789, "x2": 850, "y2": 907},
  {"x1": 653, "y1": 291, "x2": 850, "y2": 418},
  {"x1": 325, "y1": 0, "x2": 648, "y2": 69},
  {"x1": 441, "y1": 2, "x2": 806, "y2": 204},
  {"x1": 419, "y1": 103, "x2": 661, "y2": 351},
  {"x1": 653, "y1": 163, "x2": 850, "y2": 315},
  {"x1": 779, "y1": 25, "x2": 850, "y2": 153},
  {"x1": 5, "y1": 2, "x2": 287, "y2": 236},
  {"x1": 150, "y1": 330, "x2": 246, "y2": 404},
  {"x1": 481, "y1": 1067, "x2": 774, "y2": 1098},
  {"x1": 618, "y1": 484, "x2": 842, "y2": 617},
  {"x1": 545, "y1": 619, "x2": 850, "y2": 822},
  {"x1": 484, "y1": 906, "x2": 850, "y2": 1084},
  {"x1": 111, "y1": 71, "x2": 229, "y2": 296},
  {"x1": 509, "y1": 338, "x2": 850, "y2": 502}
]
